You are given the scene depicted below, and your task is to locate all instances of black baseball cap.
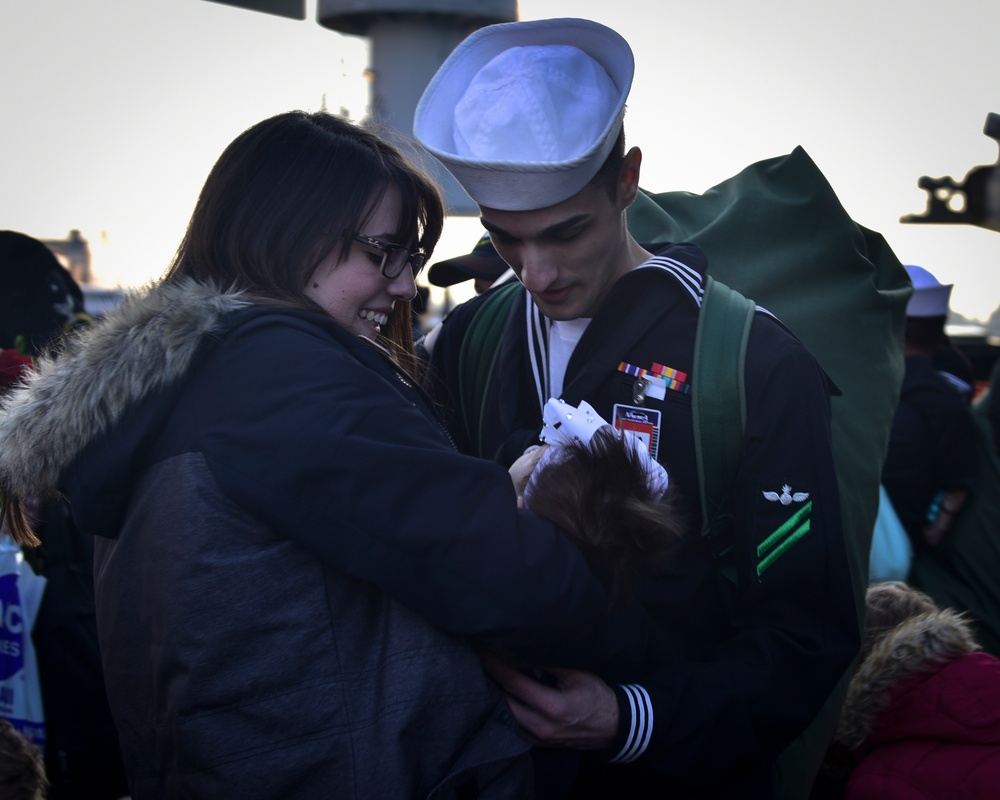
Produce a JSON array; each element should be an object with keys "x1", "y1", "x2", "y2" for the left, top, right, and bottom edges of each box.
[{"x1": 427, "y1": 232, "x2": 509, "y2": 288}]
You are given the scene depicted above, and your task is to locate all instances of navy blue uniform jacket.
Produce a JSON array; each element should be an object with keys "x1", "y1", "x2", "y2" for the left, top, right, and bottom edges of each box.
[{"x1": 424, "y1": 243, "x2": 860, "y2": 795}]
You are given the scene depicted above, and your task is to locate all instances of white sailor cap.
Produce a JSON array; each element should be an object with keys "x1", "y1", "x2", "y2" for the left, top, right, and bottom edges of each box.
[
  {"x1": 905, "y1": 264, "x2": 953, "y2": 317},
  {"x1": 414, "y1": 17, "x2": 634, "y2": 212}
]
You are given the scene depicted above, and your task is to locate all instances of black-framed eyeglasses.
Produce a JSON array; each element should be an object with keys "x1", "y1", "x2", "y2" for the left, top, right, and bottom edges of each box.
[{"x1": 349, "y1": 233, "x2": 426, "y2": 279}]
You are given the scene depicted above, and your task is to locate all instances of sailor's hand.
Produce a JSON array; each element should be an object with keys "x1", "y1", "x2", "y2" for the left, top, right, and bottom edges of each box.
[{"x1": 480, "y1": 651, "x2": 619, "y2": 750}]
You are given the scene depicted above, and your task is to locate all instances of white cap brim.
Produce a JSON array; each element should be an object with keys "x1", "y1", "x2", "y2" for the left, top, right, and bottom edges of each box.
[
  {"x1": 904, "y1": 264, "x2": 953, "y2": 316},
  {"x1": 907, "y1": 284, "x2": 953, "y2": 317}
]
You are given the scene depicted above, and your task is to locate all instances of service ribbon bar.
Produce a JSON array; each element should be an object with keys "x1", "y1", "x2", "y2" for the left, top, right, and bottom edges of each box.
[
  {"x1": 619, "y1": 361, "x2": 691, "y2": 395},
  {"x1": 651, "y1": 363, "x2": 687, "y2": 382},
  {"x1": 618, "y1": 361, "x2": 650, "y2": 378},
  {"x1": 651, "y1": 362, "x2": 691, "y2": 395}
]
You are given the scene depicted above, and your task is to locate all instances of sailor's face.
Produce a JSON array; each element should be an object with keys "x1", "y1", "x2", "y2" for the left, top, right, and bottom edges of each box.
[{"x1": 480, "y1": 183, "x2": 633, "y2": 321}]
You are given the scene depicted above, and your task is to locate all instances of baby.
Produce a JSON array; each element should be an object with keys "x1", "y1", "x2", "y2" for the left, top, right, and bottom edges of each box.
[{"x1": 510, "y1": 399, "x2": 686, "y2": 604}]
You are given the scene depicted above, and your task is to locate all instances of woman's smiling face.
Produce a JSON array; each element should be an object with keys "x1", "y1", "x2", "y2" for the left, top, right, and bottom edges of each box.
[{"x1": 304, "y1": 186, "x2": 417, "y2": 338}]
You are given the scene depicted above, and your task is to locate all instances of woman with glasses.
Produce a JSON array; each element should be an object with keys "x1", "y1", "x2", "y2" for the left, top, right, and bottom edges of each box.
[{"x1": 0, "y1": 111, "x2": 656, "y2": 799}]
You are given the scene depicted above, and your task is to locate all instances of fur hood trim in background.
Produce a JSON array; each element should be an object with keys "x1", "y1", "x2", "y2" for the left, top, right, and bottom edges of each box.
[
  {"x1": 0, "y1": 279, "x2": 247, "y2": 501},
  {"x1": 834, "y1": 606, "x2": 980, "y2": 750}
]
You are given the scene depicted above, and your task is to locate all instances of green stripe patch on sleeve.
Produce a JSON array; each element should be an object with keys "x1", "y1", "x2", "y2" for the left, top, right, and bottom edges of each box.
[{"x1": 757, "y1": 501, "x2": 812, "y2": 576}]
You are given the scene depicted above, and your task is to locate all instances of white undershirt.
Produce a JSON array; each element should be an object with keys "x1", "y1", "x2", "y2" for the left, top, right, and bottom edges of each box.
[{"x1": 547, "y1": 317, "x2": 591, "y2": 400}]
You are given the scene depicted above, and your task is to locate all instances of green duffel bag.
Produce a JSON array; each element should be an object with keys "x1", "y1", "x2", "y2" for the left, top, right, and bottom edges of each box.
[{"x1": 627, "y1": 145, "x2": 912, "y2": 799}]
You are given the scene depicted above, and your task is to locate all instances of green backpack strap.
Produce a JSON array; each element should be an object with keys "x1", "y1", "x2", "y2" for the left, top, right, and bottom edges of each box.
[
  {"x1": 456, "y1": 280, "x2": 522, "y2": 458},
  {"x1": 692, "y1": 276, "x2": 756, "y2": 577}
]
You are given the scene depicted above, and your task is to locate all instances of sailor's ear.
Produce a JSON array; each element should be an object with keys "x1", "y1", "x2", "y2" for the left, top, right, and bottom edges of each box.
[{"x1": 620, "y1": 147, "x2": 642, "y2": 209}]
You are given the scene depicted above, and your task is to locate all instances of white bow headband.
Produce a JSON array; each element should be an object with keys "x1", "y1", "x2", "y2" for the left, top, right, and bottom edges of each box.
[{"x1": 524, "y1": 398, "x2": 670, "y2": 505}]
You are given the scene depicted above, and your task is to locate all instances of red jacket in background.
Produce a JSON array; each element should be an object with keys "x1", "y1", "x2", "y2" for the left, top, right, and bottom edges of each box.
[{"x1": 840, "y1": 611, "x2": 1000, "y2": 799}]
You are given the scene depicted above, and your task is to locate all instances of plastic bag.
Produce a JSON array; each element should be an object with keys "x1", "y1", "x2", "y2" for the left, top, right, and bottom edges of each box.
[
  {"x1": 0, "y1": 535, "x2": 47, "y2": 748},
  {"x1": 869, "y1": 485, "x2": 913, "y2": 583}
]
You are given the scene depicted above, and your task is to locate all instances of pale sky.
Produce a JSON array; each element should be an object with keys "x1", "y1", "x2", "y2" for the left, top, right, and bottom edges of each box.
[{"x1": 2, "y1": 0, "x2": 998, "y2": 320}]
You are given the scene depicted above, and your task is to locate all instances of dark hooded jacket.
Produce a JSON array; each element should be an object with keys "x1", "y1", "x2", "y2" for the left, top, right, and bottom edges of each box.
[
  {"x1": 882, "y1": 354, "x2": 978, "y2": 547},
  {"x1": 0, "y1": 229, "x2": 90, "y2": 356},
  {"x1": 0, "y1": 279, "x2": 656, "y2": 799}
]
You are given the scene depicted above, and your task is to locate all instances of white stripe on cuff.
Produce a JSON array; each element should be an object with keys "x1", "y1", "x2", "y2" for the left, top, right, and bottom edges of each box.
[{"x1": 609, "y1": 683, "x2": 653, "y2": 763}]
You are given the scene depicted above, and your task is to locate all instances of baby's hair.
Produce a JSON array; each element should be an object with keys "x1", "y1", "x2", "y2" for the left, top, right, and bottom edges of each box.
[{"x1": 526, "y1": 427, "x2": 686, "y2": 605}]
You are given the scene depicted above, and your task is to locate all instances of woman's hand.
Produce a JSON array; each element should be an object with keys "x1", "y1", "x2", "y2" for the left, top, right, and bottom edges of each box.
[{"x1": 508, "y1": 444, "x2": 549, "y2": 500}]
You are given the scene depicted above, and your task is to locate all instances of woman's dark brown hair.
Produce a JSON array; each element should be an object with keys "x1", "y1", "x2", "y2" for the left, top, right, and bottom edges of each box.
[{"x1": 163, "y1": 110, "x2": 444, "y2": 376}]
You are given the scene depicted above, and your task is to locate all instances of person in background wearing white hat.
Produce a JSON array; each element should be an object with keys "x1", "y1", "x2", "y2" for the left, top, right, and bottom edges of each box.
[
  {"x1": 905, "y1": 265, "x2": 977, "y2": 402},
  {"x1": 882, "y1": 265, "x2": 978, "y2": 553},
  {"x1": 414, "y1": 17, "x2": 858, "y2": 798}
]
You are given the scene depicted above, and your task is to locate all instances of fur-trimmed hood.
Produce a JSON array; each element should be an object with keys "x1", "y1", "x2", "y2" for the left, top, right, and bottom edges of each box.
[
  {"x1": 834, "y1": 606, "x2": 980, "y2": 750},
  {"x1": 0, "y1": 279, "x2": 247, "y2": 501}
]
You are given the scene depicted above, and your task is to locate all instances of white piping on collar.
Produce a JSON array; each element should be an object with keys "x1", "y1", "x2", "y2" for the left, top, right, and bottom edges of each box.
[{"x1": 526, "y1": 291, "x2": 551, "y2": 413}]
